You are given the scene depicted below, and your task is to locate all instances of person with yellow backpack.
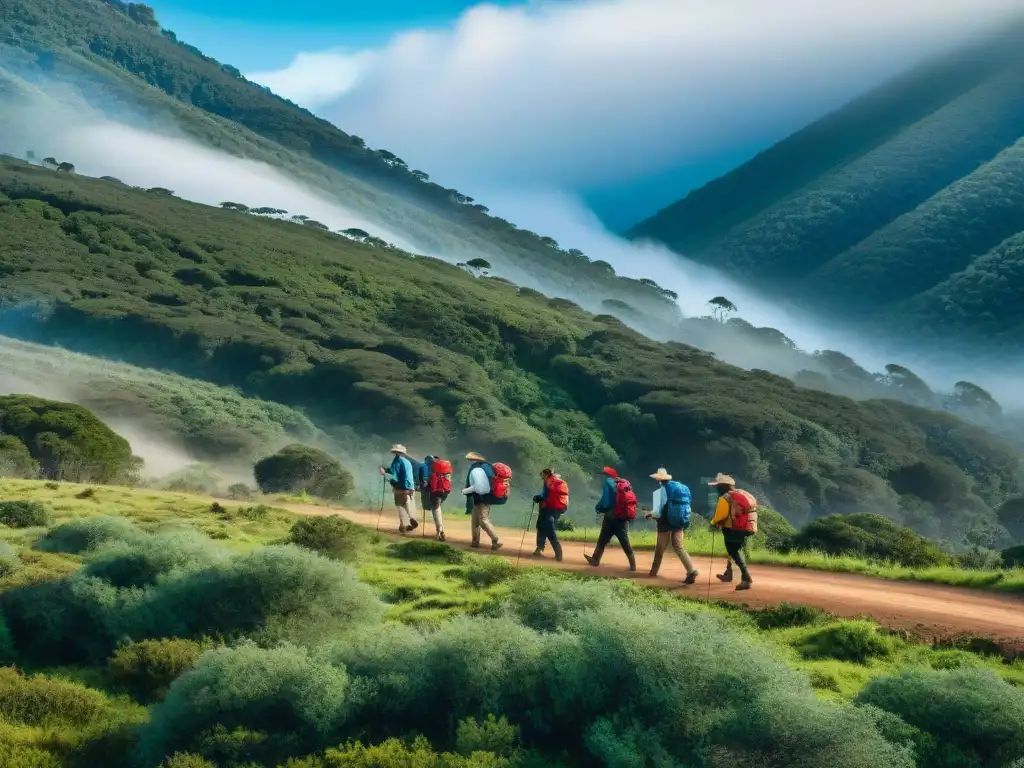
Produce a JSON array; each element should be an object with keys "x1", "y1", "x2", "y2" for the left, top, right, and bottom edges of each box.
[
  {"x1": 708, "y1": 473, "x2": 758, "y2": 590},
  {"x1": 531, "y1": 468, "x2": 568, "y2": 561}
]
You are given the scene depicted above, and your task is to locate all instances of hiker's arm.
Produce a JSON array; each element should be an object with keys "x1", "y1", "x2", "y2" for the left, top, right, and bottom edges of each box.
[
  {"x1": 463, "y1": 467, "x2": 488, "y2": 495},
  {"x1": 710, "y1": 497, "x2": 730, "y2": 527}
]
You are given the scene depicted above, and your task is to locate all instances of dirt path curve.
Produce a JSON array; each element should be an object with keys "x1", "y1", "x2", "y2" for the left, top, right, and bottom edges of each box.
[{"x1": 280, "y1": 501, "x2": 1024, "y2": 648}]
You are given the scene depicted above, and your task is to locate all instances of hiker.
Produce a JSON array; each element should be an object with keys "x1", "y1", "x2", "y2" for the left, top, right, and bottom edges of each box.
[
  {"x1": 708, "y1": 473, "x2": 758, "y2": 590},
  {"x1": 379, "y1": 444, "x2": 418, "y2": 533},
  {"x1": 423, "y1": 456, "x2": 452, "y2": 541},
  {"x1": 584, "y1": 467, "x2": 637, "y2": 572},
  {"x1": 644, "y1": 468, "x2": 699, "y2": 584},
  {"x1": 462, "y1": 451, "x2": 507, "y2": 550},
  {"x1": 532, "y1": 468, "x2": 568, "y2": 561},
  {"x1": 418, "y1": 455, "x2": 435, "y2": 526}
]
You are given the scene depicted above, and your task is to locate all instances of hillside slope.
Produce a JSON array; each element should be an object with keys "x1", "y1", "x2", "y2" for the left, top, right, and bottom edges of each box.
[
  {"x1": 627, "y1": 19, "x2": 1024, "y2": 344},
  {"x1": 0, "y1": 156, "x2": 1021, "y2": 550}
]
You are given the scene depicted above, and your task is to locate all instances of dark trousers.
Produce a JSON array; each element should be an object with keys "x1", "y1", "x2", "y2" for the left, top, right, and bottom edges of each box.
[
  {"x1": 722, "y1": 529, "x2": 752, "y2": 581},
  {"x1": 536, "y1": 509, "x2": 563, "y2": 558},
  {"x1": 592, "y1": 515, "x2": 636, "y2": 570}
]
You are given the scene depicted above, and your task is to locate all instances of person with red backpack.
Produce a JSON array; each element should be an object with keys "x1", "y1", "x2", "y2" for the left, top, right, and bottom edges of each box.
[
  {"x1": 531, "y1": 468, "x2": 568, "y2": 561},
  {"x1": 420, "y1": 455, "x2": 452, "y2": 541},
  {"x1": 583, "y1": 467, "x2": 637, "y2": 572},
  {"x1": 709, "y1": 472, "x2": 757, "y2": 590},
  {"x1": 461, "y1": 451, "x2": 505, "y2": 551}
]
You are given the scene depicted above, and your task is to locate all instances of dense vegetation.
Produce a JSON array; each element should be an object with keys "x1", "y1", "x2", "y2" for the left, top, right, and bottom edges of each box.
[
  {"x1": 253, "y1": 444, "x2": 353, "y2": 501},
  {"x1": 0, "y1": 159, "x2": 1022, "y2": 547},
  {"x1": 627, "y1": 18, "x2": 1024, "y2": 348},
  {"x1": 0, "y1": 484, "x2": 1022, "y2": 767}
]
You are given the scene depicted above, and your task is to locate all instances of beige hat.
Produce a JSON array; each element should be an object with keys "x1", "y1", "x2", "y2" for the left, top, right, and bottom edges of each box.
[
  {"x1": 708, "y1": 473, "x2": 736, "y2": 486},
  {"x1": 649, "y1": 467, "x2": 672, "y2": 481},
  {"x1": 390, "y1": 444, "x2": 408, "y2": 454},
  {"x1": 465, "y1": 451, "x2": 486, "y2": 462}
]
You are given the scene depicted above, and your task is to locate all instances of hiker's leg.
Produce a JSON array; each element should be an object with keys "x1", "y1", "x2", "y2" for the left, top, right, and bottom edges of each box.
[
  {"x1": 724, "y1": 532, "x2": 751, "y2": 582},
  {"x1": 394, "y1": 491, "x2": 412, "y2": 529},
  {"x1": 671, "y1": 529, "x2": 695, "y2": 573},
  {"x1": 470, "y1": 503, "x2": 482, "y2": 546},
  {"x1": 614, "y1": 520, "x2": 637, "y2": 571},
  {"x1": 549, "y1": 514, "x2": 563, "y2": 560},
  {"x1": 650, "y1": 530, "x2": 668, "y2": 576},
  {"x1": 535, "y1": 512, "x2": 547, "y2": 552},
  {"x1": 478, "y1": 503, "x2": 499, "y2": 544},
  {"x1": 590, "y1": 516, "x2": 613, "y2": 563},
  {"x1": 406, "y1": 493, "x2": 418, "y2": 529},
  {"x1": 431, "y1": 498, "x2": 444, "y2": 533}
]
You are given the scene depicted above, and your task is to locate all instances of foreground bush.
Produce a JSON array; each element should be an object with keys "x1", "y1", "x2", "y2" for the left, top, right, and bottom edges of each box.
[
  {"x1": 386, "y1": 539, "x2": 465, "y2": 564},
  {"x1": 0, "y1": 499, "x2": 50, "y2": 528},
  {"x1": 0, "y1": 541, "x2": 20, "y2": 578},
  {"x1": 34, "y1": 515, "x2": 141, "y2": 554},
  {"x1": 289, "y1": 515, "x2": 371, "y2": 562},
  {"x1": 137, "y1": 573, "x2": 912, "y2": 767},
  {"x1": 791, "y1": 513, "x2": 948, "y2": 566},
  {"x1": 0, "y1": 395, "x2": 140, "y2": 482},
  {"x1": 254, "y1": 444, "x2": 354, "y2": 501},
  {"x1": 793, "y1": 621, "x2": 896, "y2": 663},
  {"x1": 109, "y1": 638, "x2": 212, "y2": 703},
  {"x1": 856, "y1": 666, "x2": 1024, "y2": 766},
  {"x1": 290, "y1": 735, "x2": 521, "y2": 767},
  {"x1": 0, "y1": 667, "x2": 108, "y2": 727},
  {"x1": 82, "y1": 530, "x2": 227, "y2": 588}
]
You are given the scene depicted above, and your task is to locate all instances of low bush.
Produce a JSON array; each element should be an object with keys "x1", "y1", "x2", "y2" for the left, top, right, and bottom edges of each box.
[
  {"x1": 81, "y1": 530, "x2": 227, "y2": 588},
  {"x1": 227, "y1": 483, "x2": 254, "y2": 500},
  {"x1": 755, "y1": 506, "x2": 798, "y2": 551},
  {"x1": 463, "y1": 558, "x2": 515, "y2": 589},
  {"x1": 254, "y1": 444, "x2": 354, "y2": 501},
  {"x1": 0, "y1": 741, "x2": 61, "y2": 768},
  {"x1": 1001, "y1": 544, "x2": 1024, "y2": 568},
  {"x1": 289, "y1": 515, "x2": 371, "y2": 562},
  {"x1": 34, "y1": 515, "x2": 140, "y2": 554},
  {"x1": 752, "y1": 602, "x2": 829, "y2": 630},
  {"x1": 109, "y1": 638, "x2": 212, "y2": 703},
  {"x1": 856, "y1": 666, "x2": 1024, "y2": 766},
  {"x1": 956, "y1": 545, "x2": 1004, "y2": 570},
  {"x1": 0, "y1": 499, "x2": 50, "y2": 528},
  {"x1": 791, "y1": 513, "x2": 948, "y2": 567},
  {"x1": 299, "y1": 736, "x2": 518, "y2": 767},
  {"x1": 0, "y1": 666, "x2": 108, "y2": 727},
  {"x1": 554, "y1": 516, "x2": 575, "y2": 532},
  {"x1": 0, "y1": 540, "x2": 20, "y2": 578},
  {"x1": 456, "y1": 715, "x2": 520, "y2": 758},
  {"x1": 161, "y1": 754, "x2": 216, "y2": 768},
  {"x1": 387, "y1": 539, "x2": 465, "y2": 564},
  {"x1": 793, "y1": 621, "x2": 896, "y2": 663},
  {"x1": 238, "y1": 504, "x2": 271, "y2": 521}
]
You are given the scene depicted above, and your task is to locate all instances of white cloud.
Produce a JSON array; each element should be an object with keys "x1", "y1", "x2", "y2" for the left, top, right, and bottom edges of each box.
[{"x1": 247, "y1": 0, "x2": 1022, "y2": 191}]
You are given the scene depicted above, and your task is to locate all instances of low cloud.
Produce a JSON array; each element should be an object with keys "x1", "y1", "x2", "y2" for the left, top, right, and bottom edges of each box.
[{"x1": 248, "y1": 0, "x2": 1022, "y2": 193}]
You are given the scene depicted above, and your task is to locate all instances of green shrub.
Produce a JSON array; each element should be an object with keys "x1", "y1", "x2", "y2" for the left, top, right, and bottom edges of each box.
[
  {"x1": 0, "y1": 395, "x2": 139, "y2": 482},
  {"x1": 554, "y1": 516, "x2": 575, "y2": 532},
  {"x1": 0, "y1": 499, "x2": 50, "y2": 528},
  {"x1": 752, "y1": 602, "x2": 829, "y2": 630},
  {"x1": 387, "y1": 539, "x2": 465, "y2": 564},
  {"x1": 82, "y1": 530, "x2": 227, "y2": 588},
  {"x1": 957, "y1": 545, "x2": 1004, "y2": 570},
  {"x1": 318, "y1": 736, "x2": 514, "y2": 767},
  {"x1": 34, "y1": 515, "x2": 141, "y2": 554},
  {"x1": 238, "y1": 503, "x2": 271, "y2": 521},
  {"x1": 289, "y1": 516, "x2": 371, "y2": 562},
  {"x1": 456, "y1": 715, "x2": 520, "y2": 757},
  {"x1": 463, "y1": 558, "x2": 515, "y2": 589},
  {"x1": 163, "y1": 464, "x2": 222, "y2": 495},
  {"x1": 0, "y1": 611, "x2": 14, "y2": 665},
  {"x1": 228, "y1": 483, "x2": 254, "y2": 500},
  {"x1": 1001, "y1": 544, "x2": 1024, "y2": 568},
  {"x1": 755, "y1": 506, "x2": 798, "y2": 551},
  {"x1": 0, "y1": 666, "x2": 107, "y2": 727},
  {"x1": 109, "y1": 638, "x2": 211, "y2": 703},
  {"x1": 254, "y1": 444, "x2": 354, "y2": 501},
  {"x1": 794, "y1": 621, "x2": 896, "y2": 663},
  {"x1": 0, "y1": 434, "x2": 39, "y2": 478},
  {"x1": 0, "y1": 540, "x2": 20, "y2": 578},
  {"x1": 161, "y1": 754, "x2": 216, "y2": 768},
  {"x1": 856, "y1": 667, "x2": 1024, "y2": 766},
  {"x1": 791, "y1": 513, "x2": 948, "y2": 566},
  {"x1": 0, "y1": 741, "x2": 61, "y2": 768}
]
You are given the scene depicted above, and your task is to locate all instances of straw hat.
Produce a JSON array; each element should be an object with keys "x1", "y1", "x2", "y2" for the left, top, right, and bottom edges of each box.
[
  {"x1": 649, "y1": 467, "x2": 672, "y2": 481},
  {"x1": 708, "y1": 473, "x2": 736, "y2": 486},
  {"x1": 465, "y1": 451, "x2": 486, "y2": 462},
  {"x1": 601, "y1": 466, "x2": 619, "y2": 478},
  {"x1": 390, "y1": 444, "x2": 408, "y2": 454}
]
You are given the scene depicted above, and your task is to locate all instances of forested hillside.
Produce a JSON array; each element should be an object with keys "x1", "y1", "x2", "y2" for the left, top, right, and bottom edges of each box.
[
  {"x1": 627, "y1": 18, "x2": 1024, "y2": 347},
  {"x1": 0, "y1": 157, "x2": 1020, "y2": 550}
]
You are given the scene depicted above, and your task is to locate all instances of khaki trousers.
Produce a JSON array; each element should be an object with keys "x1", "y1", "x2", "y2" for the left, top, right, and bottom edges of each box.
[
  {"x1": 393, "y1": 490, "x2": 415, "y2": 528},
  {"x1": 650, "y1": 529, "x2": 695, "y2": 576},
  {"x1": 471, "y1": 502, "x2": 499, "y2": 545}
]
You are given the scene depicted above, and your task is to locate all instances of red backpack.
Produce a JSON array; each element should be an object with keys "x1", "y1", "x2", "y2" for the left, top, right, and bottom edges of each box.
[
  {"x1": 489, "y1": 462, "x2": 512, "y2": 504},
  {"x1": 429, "y1": 458, "x2": 452, "y2": 496},
  {"x1": 545, "y1": 475, "x2": 569, "y2": 512},
  {"x1": 613, "y1": 478, "x2": 637, "y2": 520},
  {"x1": 727, "y1": 489, "x2": 759, "y2": 534}
]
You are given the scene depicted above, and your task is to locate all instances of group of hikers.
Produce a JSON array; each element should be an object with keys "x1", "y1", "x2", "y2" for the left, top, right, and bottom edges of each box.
[{"x1": 380, "y1": 446, "x2": 758, "y2": 590}]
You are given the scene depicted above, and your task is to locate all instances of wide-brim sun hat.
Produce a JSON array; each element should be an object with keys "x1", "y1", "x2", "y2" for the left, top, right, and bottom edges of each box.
[
  {"x1": 649, "y1": 467, "x2": 672, "y2": 481},
  {"x1": 465, "y1": 451, "x2": 486, "y2": 462},
  {"x1": 390, "y1": 444, "x2": 408, "y2": 454},
  {"x1": 708, "y1": 472, "x2": 736, "y2": 486}
]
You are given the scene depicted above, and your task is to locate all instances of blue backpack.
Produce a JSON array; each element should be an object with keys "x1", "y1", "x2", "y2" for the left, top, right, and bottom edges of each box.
[{"x1": 665, "y1": 481, "x2": 692, "y2": 529}]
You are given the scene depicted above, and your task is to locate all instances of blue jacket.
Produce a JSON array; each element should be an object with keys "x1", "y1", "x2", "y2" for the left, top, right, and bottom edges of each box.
[
  {"x1": 387, "y1": 455, "x2": 415, "y2": 491},
  {"x1": 595, "y1": 476, "x2": 617, "y2": 514}
]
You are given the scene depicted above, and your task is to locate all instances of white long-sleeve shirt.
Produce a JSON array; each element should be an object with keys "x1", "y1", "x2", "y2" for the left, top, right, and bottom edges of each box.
[
  {"x1": 650, "y1": 487, "x2": 667, "y2": 519},
  {"x1": 463, "y1": 466, "x2": 491, "y2": 496}
]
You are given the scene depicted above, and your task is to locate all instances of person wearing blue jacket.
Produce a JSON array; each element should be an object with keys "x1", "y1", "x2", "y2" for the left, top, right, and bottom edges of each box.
[
  {"x1": 644, "y1": 468, "x2": 698, "y2": 584},
  {"x1": 584, "y1": 466, "x2": 636, "y2": 572},
  {"x1": 380, "y1": 444, "x2": 418, "y2": 533},
  {"x1": 418, "y1": 455, "x2": 435, "y2": 524}
]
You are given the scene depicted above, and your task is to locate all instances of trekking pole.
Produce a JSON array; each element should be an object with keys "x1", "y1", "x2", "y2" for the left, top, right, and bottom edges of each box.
[
  {"x1": 516, "y1": 503, "x2": 536, "y2": 568},
  {"x1": 375, "y1": 476, "x2": 386, "y2": 532},
  {"x1": 706, "y1": 529, "x2": 716, "y2": 602}
]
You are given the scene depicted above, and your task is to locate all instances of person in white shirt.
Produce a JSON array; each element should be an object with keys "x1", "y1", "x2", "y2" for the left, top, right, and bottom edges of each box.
[{"x1": 462, "y1": 451, "x2": 502, "y2": 550}]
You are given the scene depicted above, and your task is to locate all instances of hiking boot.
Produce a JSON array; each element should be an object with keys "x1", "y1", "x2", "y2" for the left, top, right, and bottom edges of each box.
[
  {"x1": 398, "y1": 525, "x2": 408, "y2": 534},
  {"x1": 554, "y1": 553, "x2": 563, "y2": 563},
  {"x1": 532, "y1": 548, "x2": 544, "y2": 557},
  {"x1": 648, "y1": 570, "x2": 659, "y2": 578},
  {"x1": 716, "y1": 571, "x2": 733, "y2": 583},
  {"x1": 436, "y1": 530, "x2": 446, "y2": 542},
  {"x1": 491, "y1": 540, "x2": 503, "y2": 551},
  {"x1": 471, "y1": 541, "x2": 481, "y2": 548},
  {"x1": 683, "y1": 570, "x2": 699, "y2": 585},
  {"x1": 584, "y1": 554, "x2": 599, "y2": 567},
  {"x1": 407, "y1": 518, "x2": 418, "y2": 530},
  {"x1": 735, "y1": 580, "x2": 752, "y2": 591}
]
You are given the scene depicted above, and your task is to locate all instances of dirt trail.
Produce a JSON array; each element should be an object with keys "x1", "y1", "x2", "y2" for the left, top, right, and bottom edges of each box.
[{"x1": 281, "y1": 502, "x2": 1024, "y2": 648}]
